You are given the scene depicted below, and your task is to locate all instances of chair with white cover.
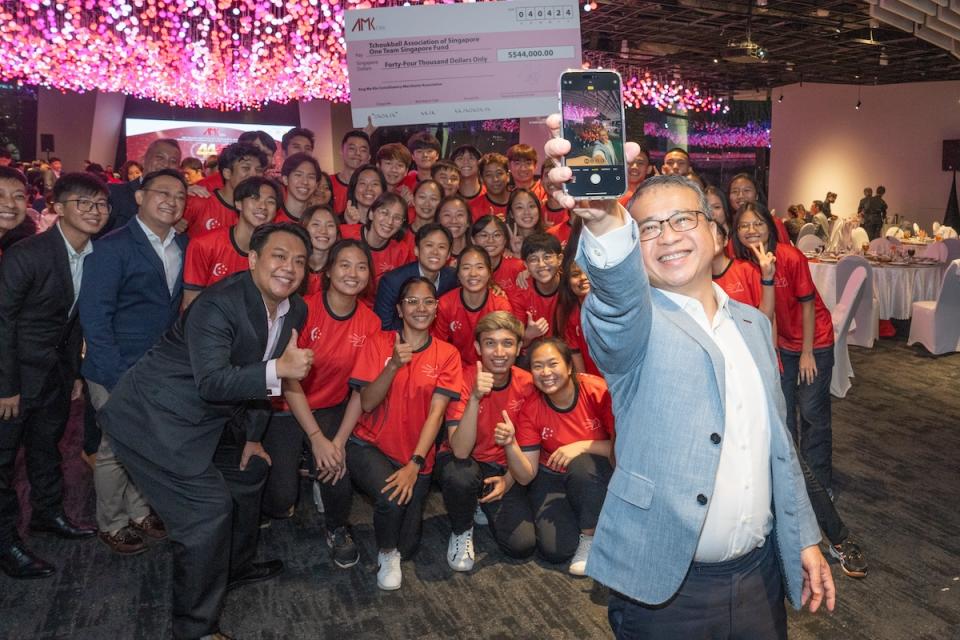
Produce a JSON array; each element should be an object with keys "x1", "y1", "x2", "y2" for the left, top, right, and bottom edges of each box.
[
  {"x1": 797, "y1": 235, "x2": 825, "y2": 253},
  {"x1": 907, "y1": 260, "x2": 960, "y2": 355},
  {"x1": 885, "y1": 226, "x2": 904, "y2": 239},
  {"x1": 830, "y1": 266, "x2": 868, "y2": 397},
  {"x1": 851, "y1": 226, "x2": 869, "y2": 249},
  {"x1": 836, "y1": 255, "x2": 878, "y2": 348},
  {"x1": 797, "y1": 223, "x2": 818, "y2": 240},
  {"x1": 938, "y1": 226, "x2": 958, "y2": 239},
  {"x1": 943, "y1": 238, "x2": 960, "y2": 262},
  {"x1": 869, "y1": 237, "x2": 892, "y2": 254}
]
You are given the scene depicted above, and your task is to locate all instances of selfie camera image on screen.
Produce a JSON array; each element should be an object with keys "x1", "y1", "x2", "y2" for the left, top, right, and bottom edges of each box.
[{"x1": 560, "y1": 71, "x2": 627, "y2": 199}]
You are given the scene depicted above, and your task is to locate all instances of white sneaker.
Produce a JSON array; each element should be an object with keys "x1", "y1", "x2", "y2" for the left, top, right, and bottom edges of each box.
[
  {"x1": 376, "y1": 549, "x2": 402, "y2": 590},
  {"x1": 473, "y1": 504, "x2": 488, "y2": 526},
  {"x1": 446, "y1": 528, "x2": 475, "y2": 572},
  {"x1": 568, "y1": 533, "x2": 593, "y2": 576},
  {"x1": 312, "y1": 480, "x2": 325, "y2": 514}
]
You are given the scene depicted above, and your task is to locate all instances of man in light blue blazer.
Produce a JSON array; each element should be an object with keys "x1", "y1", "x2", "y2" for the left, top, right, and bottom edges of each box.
[
  {"x1": 79, "y1": 168, "x2": 189, "y2": 555},
  {"x1": 544, "y1": 125, "x2": 835, "y2": 638}
]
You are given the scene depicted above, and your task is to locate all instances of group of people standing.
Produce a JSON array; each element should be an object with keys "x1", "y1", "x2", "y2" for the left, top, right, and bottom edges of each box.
[{"x1": 0, "y1": 118, "x2": 852, "y2": 639}]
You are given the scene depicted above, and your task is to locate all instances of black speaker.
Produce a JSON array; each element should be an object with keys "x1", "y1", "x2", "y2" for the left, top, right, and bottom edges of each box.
[
  {"x1": 944, "y1": 139, "x2": 960, "y2": 171},
  {"x1": 40, "y1": 134, "x2": 55, "y2": 153}
]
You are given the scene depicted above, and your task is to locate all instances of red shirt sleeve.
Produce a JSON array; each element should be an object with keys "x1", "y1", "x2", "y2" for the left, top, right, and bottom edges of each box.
[
  {"x1": 434, "y1": 342, "x2": 464, "y2": 399},
  {"x1": 515, "y1": 398, "x2": 541, "y2": 450},
  {"x1": 183, "y1": 234, "x2": 211, "y2": 289},
  {"x1": 349, "y1": 330, "x2": 390, "y2": 387}
]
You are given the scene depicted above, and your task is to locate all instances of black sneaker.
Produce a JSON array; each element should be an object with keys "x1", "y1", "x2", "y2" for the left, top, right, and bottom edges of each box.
[
  {"x1": 828, "y1": 540, "x2": 867, "y2": 578},
  {"x1": 326, "y1": 526, "x2": 360, "y2": 569}
]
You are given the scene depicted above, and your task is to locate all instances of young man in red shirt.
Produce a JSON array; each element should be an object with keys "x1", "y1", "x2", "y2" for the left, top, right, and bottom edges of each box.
[
  {"x1": 440, "y1": 311, "x2": 537, "y2": 571},
  {"x1": 405, "y1": 132, "x2": 441, "y2": 187},
  {"x1": 181, "y1": 142, "x2": 268, "y2": 239},
  {"x1": 470, "y1": 153, "x2": 510, "y2": 221},
  {"x1": 278, "y1": 153, "x2": 321, "y2": 224},
  {"x1": 377, "y1": 143, "x2": 414, "y2": 205},
  {"x1": 280, "y1": 127, "x2": 314, "y2": 158},
  {"x1": 452, "y1": 145, "x2": 484, "y2": 201},
  {"x1": 430, "y1": 160, "x2": 461, "y2": 198},
  {"x1": 506, "y1": 144, "x2": 548, "y2": 204},
  {"x1": 332, "y1": 131, "x2": 372, "y2": 215},
  {"x1": 508, "y1": 232, "x2": 563, "y2": 349},
  {"x1": 182, "y1": 176, "x2": 280, "y2": 307}
]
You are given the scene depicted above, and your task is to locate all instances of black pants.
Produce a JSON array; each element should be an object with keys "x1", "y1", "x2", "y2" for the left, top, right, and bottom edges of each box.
[
  {"x1": 262, "y1": 402, "x2": 352, "y2": 530},
  {"x1": 864, "y1": 219, "x2": 883, "y2": 240},
  {"x1": 607, "y1": 538, "x2": 786, "y2": 640},
  {"x1": 345, "y1": 438, "x2": 430, "y2": 559},
  {"x1": 437, "y1": 451, "x2": 536, "y2": 559},
  {"x1": 0, "y1": 384, "x2": 71, "y2": 545},
  {"x1": 111, "y1": 428, "x2": 269, "y2": 640},
  {"x1": 527, "y1": 453, "x2": 612, "y2": 563},
  {"x1": 779, "y1": 346, "x2": 834, "y2": 491},
  {"x1": 799, "y1": 451, "x2": 848, "y2": 546}
]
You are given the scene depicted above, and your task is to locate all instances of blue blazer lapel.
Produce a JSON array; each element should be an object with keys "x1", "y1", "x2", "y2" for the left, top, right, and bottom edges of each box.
[
  {"x1": 172, "y1": 233, "x2": 189, "y2": 299},
  {"x1": 651, "y1": 289, "x2": 726, "y2": 412}
]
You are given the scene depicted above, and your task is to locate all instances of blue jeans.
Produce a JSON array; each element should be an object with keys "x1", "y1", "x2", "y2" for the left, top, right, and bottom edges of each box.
[{"x1": 779, "y1": 346, "x2": 834, "y2": 491}]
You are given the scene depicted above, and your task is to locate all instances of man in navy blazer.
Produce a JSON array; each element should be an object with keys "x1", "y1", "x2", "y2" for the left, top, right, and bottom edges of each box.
[
  {"x1": 374, "y1": 223, "x2": 457, "y2": 330},
  {"x1": 101, "y1": 138, "x2": 182, "y2": 237},
  {"x1": 544, "y1": 124, "x2": 835, "y2": 638},
  {"x1": 79, "y1": 168, "x2": 189, "y2": 555}
]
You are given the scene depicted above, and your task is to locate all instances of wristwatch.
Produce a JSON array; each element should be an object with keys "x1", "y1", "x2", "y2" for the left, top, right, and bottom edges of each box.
[{"x1": 410, "y1": 454, "x2": 425, "y2": 468}]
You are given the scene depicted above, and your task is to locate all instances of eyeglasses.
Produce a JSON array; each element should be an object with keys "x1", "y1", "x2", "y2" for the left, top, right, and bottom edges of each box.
[
  {"x1": 401, "y1": 297, "x2": 438, "y2": 308},
  {"x1": 61, "y1": 199, "x2": 111, "y2": 214},
  {"x1": 525, "y1": 253, "x2": 560, "y2": 266},
  {"x1": 142, "y1": 189, "x2": 187, "y2": 204},
  {"x1": 474, "y1": 231, "x2": 505, "y2": 242},
  {"x1": 737, "y1": 220, "x2": 767, "y2": 231},
  {"x1": 638, "y1": 210, "x2": 708, "y2": 241}
]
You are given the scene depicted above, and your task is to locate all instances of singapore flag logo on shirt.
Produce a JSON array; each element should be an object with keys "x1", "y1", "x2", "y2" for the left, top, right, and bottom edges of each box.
[
  {"x1": 310, "y1": 327, "x2": 322, "y2": 342},
  {"x1": 212, "y1": 263, "x2": 228, "y2": 277},
  {"x1": 449, "y1": 320, "x2": 463, "y2": 333},
  {"x1": 205, "y1": 218, "x2": 220, "y2": 231}
]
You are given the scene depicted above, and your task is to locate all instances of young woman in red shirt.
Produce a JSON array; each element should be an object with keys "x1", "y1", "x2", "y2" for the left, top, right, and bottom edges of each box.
[
  {"x1": 268, "y1": 239, "x2": 379, "y2": 568},
  {"x1": 435, "y1": 194, "x2": 472, "y2": 265},
  {"x1": 344, "y1": 276, "x2": 463, "y2": 590},
  {"x1": 505, "y1": 188, "x2": 546, "y2": 256},
  {"x1": 300, "y1": 204, "x2": 340, "y2": 295},
  {"x1": 732, "y1": 202, "x2": 836, "y2": 493},
  {"x1": 341, "y1": 192, "x2": 414, "y2": 300},
  {"x1": 409, "y1": 179, "x2": 442, "y2": 233},
  {"x1": 440, "y1": 311, "x2": 538, "y2": 572},
  {"x1": 495, "y1": 337, "x2": 614, "y2": 575},
  {"x1": 554, "y1": 252, "x2": 600, "y2": 377},
  {"x1": 343, "y1": 164, "x2": 386, "y2": 225},
  {"x1": 471, "y1": 215, "x2": 525, "y2": 296},
  {"x1": 433, "y1": 246, "x2": 512, "y2": 366}
]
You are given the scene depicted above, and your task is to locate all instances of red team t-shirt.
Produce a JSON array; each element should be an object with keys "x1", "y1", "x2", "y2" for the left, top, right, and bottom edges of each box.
[
  {"x1": 348, "y1": 332, "x2": 463, "y2": 474},
  {"x1": 183, "y1": 226, "x2": 249, "y2": 290},
  {"x1": 772, "y1": 244, "x2": 834, "y2": 352},
  {"x1": 443, "y1": 364, "x2": 537, "y2": 466},
  {"x1": 339, "y1": 224, "x2": 416, "y2": 293},
  {"x1": 542, "y1": 204, "x2": 570, "y2": 228},
  {"x1": 547, "y1": 219, "x2": 575, "y2": 250},
  {"x1": 508, "y1": 281, "x2": 560, "y2": 336},
  {"x1": 469, "y1": 194, "x2": 509, "y2": 221},
  {"x1": 515, "y1": 374, "x2": 615, "y2": 469},
  {"x1": 712, "y1": 258, "x2": 764, "y2": 308},
  {"x1": 182, "y1": 191, "x2": 238, "y2": 239},
  {"x1": 492, "y1": 256, "x2": 526, "y2": 297},
  {"x1": 563, "y1": 307, "x2": 601, "y2": 377},
  {"x1": 295, "y1": 292, "x2": 383, "y2": 410},
  {"x1": 330, "y1": 174, "x2": 351, "y2": 215},
  {"x1": 432, "y1": 289, "x2": 513, "y2": 366}
]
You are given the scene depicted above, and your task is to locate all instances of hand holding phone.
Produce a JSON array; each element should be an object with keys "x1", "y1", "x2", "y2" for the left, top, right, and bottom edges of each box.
[{"x1": 559, "y1": 70, "x2": 627, "y2": 199}]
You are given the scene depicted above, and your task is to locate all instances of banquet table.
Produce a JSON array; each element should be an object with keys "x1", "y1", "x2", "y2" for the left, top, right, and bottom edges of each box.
[{"x1": 808, "y1": 259, "x2": 946, "y2": 320}]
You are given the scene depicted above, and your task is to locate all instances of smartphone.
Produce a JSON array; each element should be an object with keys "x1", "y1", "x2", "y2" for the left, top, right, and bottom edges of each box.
[{"x1": 559, "y1": 70, "x2": 627, "y2": 199}]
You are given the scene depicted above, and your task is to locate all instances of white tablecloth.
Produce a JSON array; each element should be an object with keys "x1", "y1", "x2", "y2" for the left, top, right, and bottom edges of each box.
[{"x1": 808, "y1": 261, "x2": 946, "y2": 320}]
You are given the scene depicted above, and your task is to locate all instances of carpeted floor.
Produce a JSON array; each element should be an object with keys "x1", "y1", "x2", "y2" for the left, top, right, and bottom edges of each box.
[{"x1": 1, "y1": 337, "x2": 958, "y2": 639}]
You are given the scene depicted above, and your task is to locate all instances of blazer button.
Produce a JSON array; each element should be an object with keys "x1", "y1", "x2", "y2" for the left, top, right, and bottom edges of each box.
[
  {"x1": 710, "y1": 433, "x2": 721, "y2": 444},
  {"x1": 697, "y1": 494, "x2": 708, "y2": 505}
]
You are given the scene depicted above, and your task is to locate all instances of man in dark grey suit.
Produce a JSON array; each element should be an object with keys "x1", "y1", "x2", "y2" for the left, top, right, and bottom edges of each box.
[
  {"x1": 0, "y1": 173, "x2": 108, "y2": 578},
  {"x1": 102, "y1": 138, "x2": 182, "y2": 237},
  {"x1": 99, "y1": 223, "x2": 314, "y2": 640}
]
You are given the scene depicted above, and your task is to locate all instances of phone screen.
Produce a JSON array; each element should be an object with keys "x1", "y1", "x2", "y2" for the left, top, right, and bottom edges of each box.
[{"x1": 560, "y1": 70, "x2": 627, "y2": 199}]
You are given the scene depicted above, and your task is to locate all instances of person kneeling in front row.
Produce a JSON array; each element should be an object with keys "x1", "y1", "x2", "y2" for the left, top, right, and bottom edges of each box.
[{"x1": 497, "y1": 337, "x2": 615, "y2": 575}]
